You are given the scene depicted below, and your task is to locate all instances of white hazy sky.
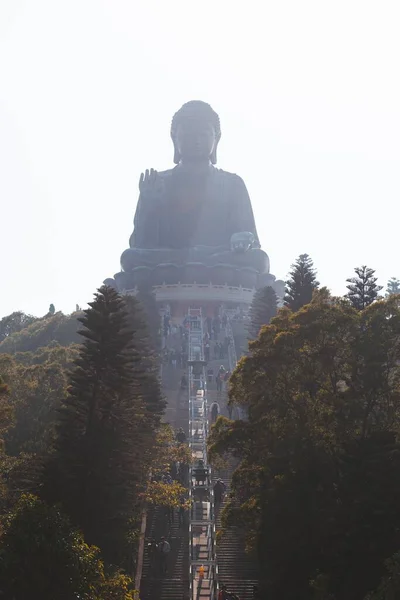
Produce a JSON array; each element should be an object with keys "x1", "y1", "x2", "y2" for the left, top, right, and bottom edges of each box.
[{"x1": 0, "y1": 0, "x2": 399, "y2": 318}]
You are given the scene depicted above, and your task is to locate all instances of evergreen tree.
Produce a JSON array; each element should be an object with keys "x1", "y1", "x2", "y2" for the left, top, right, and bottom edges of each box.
[
  {"x1": 284, "y1": 253, "x2": 319, "y2": 310},
  {"x1": 346, "y1": 265, "x2": 383, "y2": 310},
  {"x1": 124, "y1": 294, "x2": 165, "y2": 421},
  {"x1": 248, "y1": 286, "x2": 278, "y2": 339},
  {"x1": 49, "y1": 303, "x2": 55, "y2": 315},
  {"x1": 42, "y1": 285, "x2": 160, "y2": 566},
  {"x1": 386, "y1": 277, "x2": 400, "y2": 297}
]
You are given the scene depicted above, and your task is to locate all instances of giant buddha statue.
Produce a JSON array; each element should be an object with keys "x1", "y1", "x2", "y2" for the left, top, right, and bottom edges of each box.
[{"x1": 107, "y1": 101, "x2": 282, "y2": 292}]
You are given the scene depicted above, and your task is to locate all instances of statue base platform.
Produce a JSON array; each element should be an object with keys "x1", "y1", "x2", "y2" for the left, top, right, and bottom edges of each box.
[
  {"x1": 104, "y1": 263, "x2": 284, "y2": 299},
  {"x1": 104, "y1": 265, "x2": 285, "y2": 317}
]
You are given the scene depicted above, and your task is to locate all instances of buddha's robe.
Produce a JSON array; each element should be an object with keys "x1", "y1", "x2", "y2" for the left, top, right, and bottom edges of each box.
[
  {"x1": 130, "y1": 166, "x2": 260, "y2": 251},
  {"x1": 121, "y1": 165, "x2": 269, "y2": 274}
]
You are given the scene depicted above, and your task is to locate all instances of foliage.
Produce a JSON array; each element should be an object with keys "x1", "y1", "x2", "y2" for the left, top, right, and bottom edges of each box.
[
  {"x1": 0, "y1": 311, "x2": 38, "y2": 343},
  {"x1": 248, "y1": 286, "x2": 278, "y2": 339},
  {"x1": 0, "y1": 352, "x2": 70, "y2": 457},
  {"x1": 0, "y1": 375, "x2": 12, "y2": 445},
  {"x1": 208, "y1": 293, "x2": 400, "y2": 599},
  {"x1": 144, "y1": 479, "x2": 188, "y2": 508},
  {"x1": 365, "y1": 551, "x2": 400, "y2": 600},
  {"x1": 346, "y1": 265, "x2": 383, "y2": 310},
  {"x1": 386, "y1": 277, "x2": 400, "y2": 297},
  {"x1": 0, "y1": 494, "x2": 135, "y2": 600},
  {"x1": 124, "y1": 294, "x2": 165, "y2": 421},
  {"x1": 0, "y1": 310, "x2": 83, "y2": 354},
  {"x1": 284, "y1": 253, "x2": 319, "y2": 310},
  {"x1": 141, "y1": 424, "x2": 192, "y2": 508},
  {"x1": 150, "y1": 423, "x2": 192, "y2": 477},
  {"x1": 41, "y1": 286, "x2": 162, "y2": 566}
]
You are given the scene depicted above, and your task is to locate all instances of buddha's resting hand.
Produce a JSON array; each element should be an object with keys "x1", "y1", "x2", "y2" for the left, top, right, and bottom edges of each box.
[
  {"x1": 230, "y1": 231, "x2": 255, "y2": 253},
  {"x1": 139, "y1": 168, "x2": 165, "y2": 206}
]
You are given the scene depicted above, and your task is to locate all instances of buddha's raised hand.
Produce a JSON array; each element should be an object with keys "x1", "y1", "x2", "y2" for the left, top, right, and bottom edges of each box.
[{"x1": 139, "y1": 169, "x2": 164, "y2": 203}]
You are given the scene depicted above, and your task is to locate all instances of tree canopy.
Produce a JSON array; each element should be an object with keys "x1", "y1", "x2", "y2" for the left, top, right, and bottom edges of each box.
[
  {"x1": 208, "y1": 293, "x2": 400, "y2": 599},
  {"x1": 0, "y1": 311, "x2": 38, "y2": 343},
  {"x1": 0, "y1": 494, "x2": 135, "y2": 600},
  {"x1": 0, "y1": 310, "x2": 83, "y2": 354}
]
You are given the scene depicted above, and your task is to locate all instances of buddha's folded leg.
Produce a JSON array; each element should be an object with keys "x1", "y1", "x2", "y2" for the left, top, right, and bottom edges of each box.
[
  {"x1": 121, "y1": 246, "x2": 230, "y2": 271},
  {"x1": 208, "y1": 248, "x2": 270, "y2": 274},
  {"x1": 121, "y1": 247, "x2": 185, "y2": 271}
]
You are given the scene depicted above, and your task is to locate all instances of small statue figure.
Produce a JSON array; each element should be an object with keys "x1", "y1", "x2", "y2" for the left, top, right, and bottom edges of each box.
[{"x1": 119, "y1": 101, "x2": 270, "y2": 283}]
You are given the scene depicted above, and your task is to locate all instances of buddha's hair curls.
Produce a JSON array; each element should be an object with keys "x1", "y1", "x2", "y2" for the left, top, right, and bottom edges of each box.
[{"x1": 171, "y1": 101, "x2": 221, "y2": 164}]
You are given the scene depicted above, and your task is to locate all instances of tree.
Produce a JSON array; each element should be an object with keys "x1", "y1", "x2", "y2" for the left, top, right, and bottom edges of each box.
[
  {"x1": 284, "y1": 253, "x2": 319, "y2": 310},
  {"x1": 5, "y1": 361, "x2": 68, "y2": 456},
  {"x1": 42, "y1": 286, "x2": 161, "y2": 566},
  {"x1": 0, "y1": 375, "x2": 12, "y2": 445},
  {"x1": 248, "y1": 286, "x2": 278, "y2": 339},
  {"x1": 124, "y1": 294, "x2": 165, "y2": 421},
  {"x1": 208, "y1": 293, "x2": 400, "y2": 599},
  {"x1": 141, "y1": 424, "x2": 191, "y2": 509},
  {"x1": 386, "y1": 277, "x2": 400, "y2": 297},
  {"x1": 0, "y1": 310, "x2": 83, "y2": 354},
  {"x1": 0, "y1": 375, "x2": 14, "y2": 506},
  {"x1": 365, "y1": 551, "x2": 400, "y2": 599},
  {"x1": 346, "y1": 265, "x2": 383, "y2": 310},
  {"x1": 49, "y1": 303, "x2": 55, "y2": 315},
  {"x1": 0, "y1": 494, "x2": 135, "y2": 600},
  {"x1": 0, "y1": 311, "x2": 37, "y2": 343}
]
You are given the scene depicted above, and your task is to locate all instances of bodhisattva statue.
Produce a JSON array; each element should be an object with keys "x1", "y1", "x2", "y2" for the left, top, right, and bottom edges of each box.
[{"x1": 108, "y1": 101, "x2": 277, "y2": 291}]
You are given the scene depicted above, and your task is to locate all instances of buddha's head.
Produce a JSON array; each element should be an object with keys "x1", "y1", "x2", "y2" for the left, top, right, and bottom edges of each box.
[{"x1": 171, "y1": 101, "x2": 221, "y2": 165}]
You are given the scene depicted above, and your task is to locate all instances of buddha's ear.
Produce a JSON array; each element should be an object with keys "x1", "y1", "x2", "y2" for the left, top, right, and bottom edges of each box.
[
  {"x1": 211, "y1": 134, "x2": 221, "y2": 165},
  {"x1": 173, "y1": 142, "x2": 180, "y2": 164}
]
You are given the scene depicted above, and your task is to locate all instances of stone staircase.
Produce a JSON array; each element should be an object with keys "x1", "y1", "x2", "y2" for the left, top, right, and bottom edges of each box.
[
  {"x1": 213, "y1": 465, "x2": 258, "y2": 600},
  {"x1": 140, "y1": 326, "x2": 258, "y2": 600},
  {"x1": 140, "y1": 348, "x2": 190, "y2": 600},
  {"x1": 140, "y1": 504, "x2": 189, "y2": 600}
]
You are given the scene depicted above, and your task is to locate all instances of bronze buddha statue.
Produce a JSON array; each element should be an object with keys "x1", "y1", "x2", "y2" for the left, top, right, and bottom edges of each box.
[{"x1": 107, "y1": 101, "x2": 279, "y2": 291}]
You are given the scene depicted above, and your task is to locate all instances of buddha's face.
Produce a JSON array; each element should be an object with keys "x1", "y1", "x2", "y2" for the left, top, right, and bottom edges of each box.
[{"x1": 175, "y1": 119, "x2": 216, "y2": 162}]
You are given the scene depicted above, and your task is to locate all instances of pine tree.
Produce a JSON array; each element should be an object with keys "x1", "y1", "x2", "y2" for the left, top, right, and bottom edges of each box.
[
  {"x1": 284, "y1": 254, "x2": 319, "y2": 311},
  {"x1": 346, "y1": 265, "x2": 383, "y2": 310},
  {"x1": 386, "y1": 277, "x2": 400, "y2": 297},
  {"x1": 248, "y1": 286, "x2": 278, "y2": 339},
  {"x1": 124, "y1": 294, "x2": 165, "y2": 421},
  {"x1": 42, "y1": 285, "x2": 160, "y2": 566}
]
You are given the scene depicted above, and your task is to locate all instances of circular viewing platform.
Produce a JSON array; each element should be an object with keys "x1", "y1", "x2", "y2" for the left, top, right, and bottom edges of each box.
[{"x1": 125, "y1": 282, "x2": 255, "y2": 306}]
